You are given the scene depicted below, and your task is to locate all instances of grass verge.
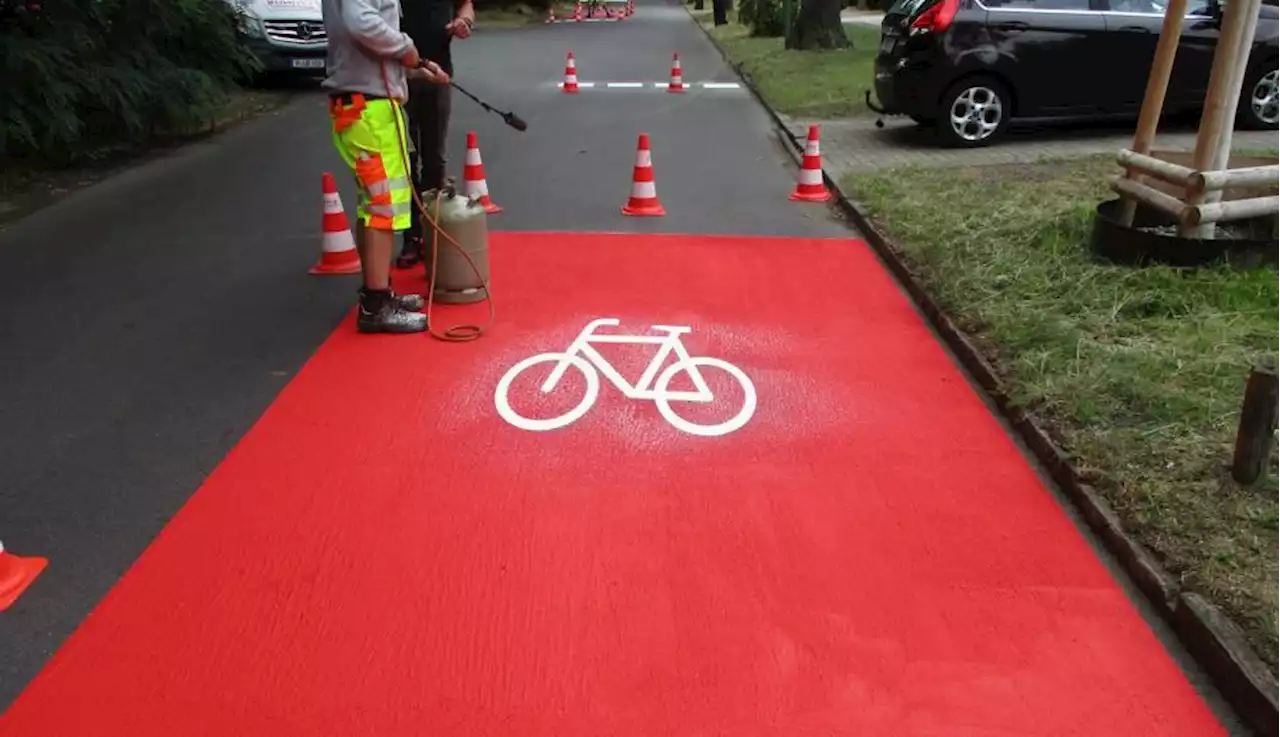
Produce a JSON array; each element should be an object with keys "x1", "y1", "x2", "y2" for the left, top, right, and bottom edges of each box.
[
  {"x1": 843, "y1": 154, "x2": 1279, "y2": 673},
  {"x1": 691, "y1": 8, "x2": 880, "y2": 118},
  {"x1": 0, "y1": 86, "x2": 294, "y2": 231}
]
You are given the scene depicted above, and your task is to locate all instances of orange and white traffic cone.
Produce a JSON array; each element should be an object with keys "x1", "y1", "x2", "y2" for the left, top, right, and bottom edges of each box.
[
  {"x1": 0, "y1": 540, "x2": 48, "y2": 612},
  {"x1": 463, "y1": 131, "x2": 502, "y2": 214},
  {"x1": 573, "y1": 2, "x2": 583, "y2": 20},
  {"x1": 789, "y1": 125, "x2": 832, "y2": 203},
  {"x1": 667, "y1": 52, "x2": 686, "y2": 93},
  {"x1": 546, "y1": 4, "x2": 556, "y2": 21},
  {"x1": 621, "y1": 133, "x2": 665, "y2": 217},
  {"x1": 562, "y1": 51, "x2": 579, "y2": 93},
  {"x1": 310, "y1": 172, "x2": 363, "y2": 275}
]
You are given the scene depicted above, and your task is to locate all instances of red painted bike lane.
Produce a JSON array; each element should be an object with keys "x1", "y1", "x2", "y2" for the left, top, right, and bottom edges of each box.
[{"x1": 0, "y1": 232, "x2": 1229, "y2": 736}]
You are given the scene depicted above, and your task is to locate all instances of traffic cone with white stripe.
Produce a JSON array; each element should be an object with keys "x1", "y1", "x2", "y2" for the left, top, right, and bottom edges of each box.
[
  {"x1": 463, "y1": 131, "x2": 502, "y2": 214},
  {"x1": 310, "y1": 172, "x2": 362, "y2": 275},
  {"x1": 546, "y1": 4, "x2": 555, "y2": 21},
  {"x1": 573, "y1": 2, "x2": 583, "y2": 20},
  {"x1": 563, "y1": 51, "x2": 579, "y2": 93},
  {"x1": 667, "y1": 52, "x2": 686, "y2": 93},
  {"x1": 621, "y1": 133, "x2": 665, "y2": 217},
  {"x1": 789, "y1": 125, "x2": 831, "y2": 202},
  {"x1": 0, "y1": 540, "x2": 48, "y2": 612}
]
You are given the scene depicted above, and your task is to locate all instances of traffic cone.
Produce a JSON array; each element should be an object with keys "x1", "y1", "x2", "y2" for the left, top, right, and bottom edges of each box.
[
  {"x1": 573, "y1": 2, "x2": 582, "y2": 20},
  {"x1": 668, "y1": 52, "x2": 686, "y2": 93},
  {"x1": 0, "y1": 540, "x2": 48, "y2": 612},
  {"x1": 789, "y1": 125, "x2": 832, "y2": 202},
  {"x1": 463, "y1": 131, "x2": 502, "y2": 214},
  {"x1": 310, "y1": 172, "x2": 363, "y2": 275},
  {"x1": 546, "y1": 4, "x2": 556, "y2": 21},
  {"x1": 562, "y1": 51, "x2": 579, "y2": 93},
  {"x1": 621, "y1": 133, "x2": 665, "y2": 217}
]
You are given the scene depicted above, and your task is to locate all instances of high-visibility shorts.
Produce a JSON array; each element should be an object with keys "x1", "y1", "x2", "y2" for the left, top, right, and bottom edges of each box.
[{"x1": 328, "y1": 95, "x2": 413, "y2": 232}]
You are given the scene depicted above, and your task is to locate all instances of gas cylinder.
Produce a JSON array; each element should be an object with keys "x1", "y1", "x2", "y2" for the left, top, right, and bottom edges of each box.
[{"x1": 423, "y1": 183, "x2": 491, "y2": 305}]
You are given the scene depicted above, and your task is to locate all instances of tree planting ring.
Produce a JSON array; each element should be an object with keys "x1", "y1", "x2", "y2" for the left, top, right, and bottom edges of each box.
[{"x1": 1090, "y1": 199, "x2": 1278, "y2": 269}]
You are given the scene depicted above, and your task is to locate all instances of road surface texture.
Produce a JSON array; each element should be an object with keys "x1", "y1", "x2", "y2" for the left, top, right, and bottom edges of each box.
[{"x1": 0, "y1": 1, "x2": 1251, "y2": 734}]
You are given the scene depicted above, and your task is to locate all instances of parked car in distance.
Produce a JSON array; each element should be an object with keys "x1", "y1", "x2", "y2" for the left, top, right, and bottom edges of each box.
[
  {"x1": 228, "y1": 0, "x2": 328, "y2": 76},
  {"x1": 867, "y1": 0, "x2": 1279, "y2": 146}
]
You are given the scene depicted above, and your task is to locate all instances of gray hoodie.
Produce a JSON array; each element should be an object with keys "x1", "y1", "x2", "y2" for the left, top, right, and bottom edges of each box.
[{"x1": 321, "y1": 0, "x2": 414, "y2": 102}]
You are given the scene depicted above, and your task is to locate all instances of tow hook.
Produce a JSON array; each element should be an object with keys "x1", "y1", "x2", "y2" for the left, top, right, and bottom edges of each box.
[
  {"x1": 864, "y1": 89, "x2": 889, "y2": 128},
  {"x1": 864, "y1": 89, "x2": 888, "y2": 115}
]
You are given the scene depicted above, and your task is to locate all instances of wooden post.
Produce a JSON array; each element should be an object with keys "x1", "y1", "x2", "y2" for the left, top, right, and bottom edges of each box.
[
  {"x1": 1117, "y1": 0, "x2": 1189, "y2": 227},
  {"x1": 1182, "y1": 0, "x2": 1261, "y2": 239},
  {"x1": 1232, "y1": 366, "x2": 1279, "y2": 485},
  {"x1": 1269, "y1": 157, "x2": 1280, "y2": 239}
]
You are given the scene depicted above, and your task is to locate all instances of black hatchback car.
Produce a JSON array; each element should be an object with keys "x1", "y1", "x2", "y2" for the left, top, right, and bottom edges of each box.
[{"x1": 867, "y1": 0, "x2": 1280, "y2": 146}]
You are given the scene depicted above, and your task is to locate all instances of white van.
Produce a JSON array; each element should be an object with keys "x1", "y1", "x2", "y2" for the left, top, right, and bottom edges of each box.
[{"x1": 230, "y1": 0, "x2": 328, "y2": 74}]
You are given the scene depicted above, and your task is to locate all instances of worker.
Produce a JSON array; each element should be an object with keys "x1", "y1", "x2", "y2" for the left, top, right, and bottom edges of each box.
[
  {"x1": 395, "y1": 0, "x2": 476, "y2": 270},
  {"x1": 321, "y1": 0, "x2": 450, "y2": 333}
]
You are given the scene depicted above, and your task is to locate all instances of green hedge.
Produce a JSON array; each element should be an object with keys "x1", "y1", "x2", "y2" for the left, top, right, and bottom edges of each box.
[
  {"x1": 737, "y1": 0, "x2": 790, "y2": 35},
  {"x1": 0, "y1": 0, "x2": 260, "y2": 165}
]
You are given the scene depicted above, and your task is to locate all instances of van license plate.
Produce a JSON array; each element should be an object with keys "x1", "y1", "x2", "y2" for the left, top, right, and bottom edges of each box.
[{"x1": 292, "y1": 58, "x2": 325, "y2": 69}]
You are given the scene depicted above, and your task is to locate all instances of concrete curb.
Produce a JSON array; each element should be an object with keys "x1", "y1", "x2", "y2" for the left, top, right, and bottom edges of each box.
[{"x1": 685, "y1": 7, "x2": 1280, "y2": 736}]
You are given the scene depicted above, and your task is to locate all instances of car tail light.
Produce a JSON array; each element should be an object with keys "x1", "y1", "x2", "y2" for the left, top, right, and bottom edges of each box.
[{"x1": 911, "y1": 0, "x2": 959, "y2": 34}]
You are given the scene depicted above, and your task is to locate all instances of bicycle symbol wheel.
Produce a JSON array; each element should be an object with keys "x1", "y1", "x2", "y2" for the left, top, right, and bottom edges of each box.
[
  {"x1": 653, "y1": 357, "x2": 757, "y2": 437},
  {"x1": 494, "y1": 352, "x2": 601, "y2": 432}
]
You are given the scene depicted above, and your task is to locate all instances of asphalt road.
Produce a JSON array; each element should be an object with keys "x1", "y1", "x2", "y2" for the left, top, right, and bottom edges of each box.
[{"x1": 0, "y1": 0, "x2": 850, "y2": 710}]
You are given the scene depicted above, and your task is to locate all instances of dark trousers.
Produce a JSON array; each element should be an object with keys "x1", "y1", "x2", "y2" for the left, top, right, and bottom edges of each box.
[{"x1": 403, "y1": 80, "x2": 453, "y2": 251}]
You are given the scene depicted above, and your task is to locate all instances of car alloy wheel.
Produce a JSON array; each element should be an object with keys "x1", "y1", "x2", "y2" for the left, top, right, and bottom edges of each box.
[
  {"x1": 950, "y1": 86, "x2": 1003, "y2": 142},
  {"x1": 1250, "y1": 69, "x2": 1278, "y2": 127}
]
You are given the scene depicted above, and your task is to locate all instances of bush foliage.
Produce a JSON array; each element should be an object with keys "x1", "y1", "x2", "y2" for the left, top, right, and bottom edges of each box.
[
  {"x1": 737, "y1": 0, "x2": 788, "y2": 36},
  {"x1": 0, "y1": 0, "x2": 260, "y2": 165}
]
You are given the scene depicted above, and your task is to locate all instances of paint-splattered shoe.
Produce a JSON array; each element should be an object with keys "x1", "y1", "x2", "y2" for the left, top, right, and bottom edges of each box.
[
  {"x1": 389, "y1": 289, "x2": 425, "y2": 312},
  {"x1": 356, "y1": 291, "x2": 427, "y2": 334}
]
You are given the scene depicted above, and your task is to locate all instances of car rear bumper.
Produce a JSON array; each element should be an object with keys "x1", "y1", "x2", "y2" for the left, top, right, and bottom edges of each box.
[{"x1": 873, "y1": 55, "x2": 947, "y2": 118}]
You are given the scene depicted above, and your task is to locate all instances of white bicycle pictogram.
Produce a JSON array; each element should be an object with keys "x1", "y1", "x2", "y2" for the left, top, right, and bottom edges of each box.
[{"x1": 494, "y1": 317, "x2": 757, "y2": 437}]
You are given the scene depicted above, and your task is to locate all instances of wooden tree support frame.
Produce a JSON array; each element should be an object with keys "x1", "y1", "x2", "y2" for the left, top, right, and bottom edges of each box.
[
  {"x1": 1113, "y1": 0, "x2": 1274, "y2": 239},
  {"x1": 1109, "y1": 150, "x2": 1280, "y2": 230}
]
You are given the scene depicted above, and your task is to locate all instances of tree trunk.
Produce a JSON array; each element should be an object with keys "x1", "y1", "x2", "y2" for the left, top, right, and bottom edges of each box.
[
  {"x1": 787, "y1": 0, "x2": 850, "y2": 48},
  {"x1": 712, "y1": 0, "x2": 728, "y2": 24}
]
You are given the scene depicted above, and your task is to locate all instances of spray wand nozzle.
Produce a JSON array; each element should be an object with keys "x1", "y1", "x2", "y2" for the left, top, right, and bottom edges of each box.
[
  {"x1": 451, "y1": 81, "x2": 528, "y2": 131},
  {"x1": 413, "y1": 62, "x2": 528, "y2": 131}
]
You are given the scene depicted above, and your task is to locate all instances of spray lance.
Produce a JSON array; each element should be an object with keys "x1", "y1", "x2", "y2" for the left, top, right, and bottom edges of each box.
[{"x1": 448, "y1": 80, "x2": 529, "y2": 132}]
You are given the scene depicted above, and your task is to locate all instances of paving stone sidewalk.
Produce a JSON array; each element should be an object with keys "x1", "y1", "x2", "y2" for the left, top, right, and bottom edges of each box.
[{"x1": 781, "y1": 115, "x2": 1279, "y2": 176}]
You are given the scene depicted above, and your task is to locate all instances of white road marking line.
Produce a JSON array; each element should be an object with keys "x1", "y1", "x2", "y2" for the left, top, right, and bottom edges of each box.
[{"x1": 554, "y1": 81, "x2": 741, "y2": 90}]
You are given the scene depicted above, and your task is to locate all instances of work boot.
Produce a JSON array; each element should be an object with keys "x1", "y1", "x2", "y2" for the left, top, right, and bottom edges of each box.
[
  {"x1": 388, "y1": 287, "x2": 425, "y2": 312},
  {"x1": 395, "y1": 234, "x2": 425, "y2": 269},
  {"x1": 356, "y1": 288, "x2": 427, "y2": 334}
]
